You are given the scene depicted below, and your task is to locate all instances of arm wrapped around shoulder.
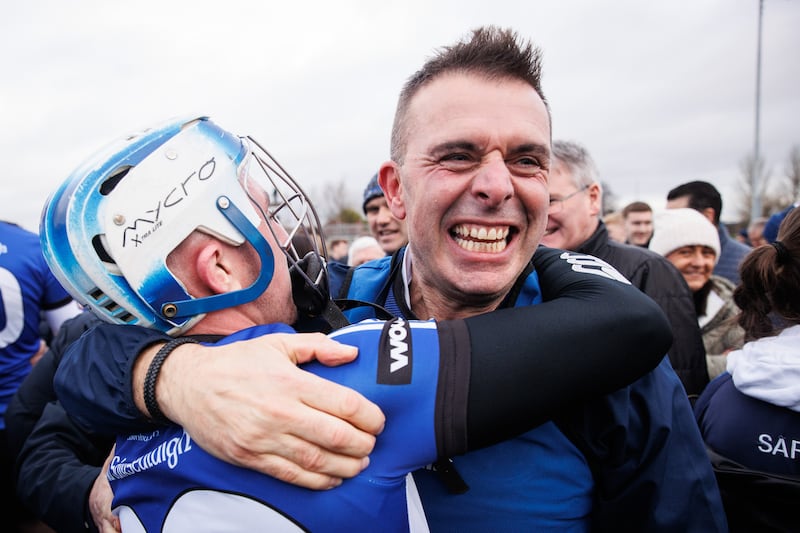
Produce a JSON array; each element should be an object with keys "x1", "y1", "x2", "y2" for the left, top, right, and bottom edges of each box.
[{"x1": 446, "y1": 246, "x2": 672, "y2": 451}]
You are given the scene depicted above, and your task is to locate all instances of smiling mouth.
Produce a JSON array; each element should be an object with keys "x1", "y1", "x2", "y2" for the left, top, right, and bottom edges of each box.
[{"x1": 451, "y1": 224, "x2": 512, "y2": 253}]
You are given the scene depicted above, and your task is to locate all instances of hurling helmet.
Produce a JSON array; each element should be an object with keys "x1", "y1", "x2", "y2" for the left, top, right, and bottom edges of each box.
[{"x1": 41, "y1": 116, "x2": 327, "y2": 335}]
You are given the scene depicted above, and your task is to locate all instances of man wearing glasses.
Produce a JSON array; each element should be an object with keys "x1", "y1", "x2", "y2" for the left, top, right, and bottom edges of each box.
[{"x1": 541, "y1": 140, "x2": 710, "y2": 397}]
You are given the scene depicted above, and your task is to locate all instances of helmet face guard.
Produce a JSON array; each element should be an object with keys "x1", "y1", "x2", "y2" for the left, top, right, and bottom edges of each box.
[{"x1": 41, "y1": 116, "x2": 328, "y2": 335}]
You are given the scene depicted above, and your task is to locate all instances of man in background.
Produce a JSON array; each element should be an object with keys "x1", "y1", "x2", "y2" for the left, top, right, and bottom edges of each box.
[
  {"x1": 362, "y1": 173, "x2": 408, "y2": 255},
  {"x1": 622, "y1": 201, "x2": 654, "y2": 246},
  {"x1": 542, "y1": 141, "x2": 709, "y2": 396},
  {"x1": 0, "y1": 220, "x2": 80, "y2": 530}
]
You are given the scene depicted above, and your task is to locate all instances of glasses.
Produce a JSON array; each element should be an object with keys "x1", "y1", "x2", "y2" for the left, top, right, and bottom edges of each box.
[{"x1": 548, "y1": 185, "x2": 589, "y2": 214}]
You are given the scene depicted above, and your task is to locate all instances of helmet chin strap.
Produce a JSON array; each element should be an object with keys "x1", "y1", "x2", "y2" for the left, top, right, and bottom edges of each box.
[{"x1": 160, "y1": 195, "x2": 275, "y2": 320}]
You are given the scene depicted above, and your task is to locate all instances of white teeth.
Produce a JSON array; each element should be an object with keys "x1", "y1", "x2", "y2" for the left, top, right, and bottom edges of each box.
[{"x1": 452, "y1": 224, "x2": 510, "y2": 253}]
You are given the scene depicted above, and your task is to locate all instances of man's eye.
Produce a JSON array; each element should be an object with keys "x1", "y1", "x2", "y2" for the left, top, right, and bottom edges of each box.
[
  {"x1": 516, "y1": 157, "x2": 541, "y2": 167},
  {"x1": 441, "y1": 153, "x2": 470, "y2": 162}
]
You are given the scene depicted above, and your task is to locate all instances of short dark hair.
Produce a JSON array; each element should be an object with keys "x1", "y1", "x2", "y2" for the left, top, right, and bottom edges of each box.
[
  {"x1": 390, "y1": 26, "x2": 549, "y2": 164},
  {"x1": 666, "y1": 181, "x2": 722, "y2": 224},
  {"x1": 622, "y1": 201, "x2": 652, "y2": 219}
]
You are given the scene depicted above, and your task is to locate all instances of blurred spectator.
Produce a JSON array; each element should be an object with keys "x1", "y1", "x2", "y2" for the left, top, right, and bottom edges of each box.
[
  {"x1": 735, "y1": 227, "x2": 749, "y2": 245},
  {"x1": 327, "y1": 239, "x2": 349, "y2": 263},
  {"x1": 762, "y1": 201, "x2": 798, "y2": 243},
  {"x1": 346, "y1": 236, "x2": 385, "y2": 267},
  {"x1": 694, "y1": 206, "x2": 800, "y2": 532},
  {"x1": 666, "y1": 180, "x2": 751, "y2": 285},
  {"x1": 362, "y1": 173, "x2": 408, "y2": 254},
  {"x1": 1, "y1": 221, "x2": 80, "y2": 531},
  {"x1": 746, "y1": 217, "x2": 768, "y2": 248},
  {"x1": 7, "y1": 312, "x2": 114, "y2": 533},
  {"x1": 602, "y1": 211, "x2": 626, "y2": 243},
  {"x1": 541, "y1": 141, "x2": 709, "y2": 396},
  {"x1": 650, "y1": 208, "x2": 745, "y2": 380},
  {"x1": 621, "y1": 201, "x2": 653, "y2": 247}
]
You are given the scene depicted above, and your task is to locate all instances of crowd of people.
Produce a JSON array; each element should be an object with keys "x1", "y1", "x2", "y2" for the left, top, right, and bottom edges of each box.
[{"x1": 2, "y1": 25, "x2": 798, "y2": 533}]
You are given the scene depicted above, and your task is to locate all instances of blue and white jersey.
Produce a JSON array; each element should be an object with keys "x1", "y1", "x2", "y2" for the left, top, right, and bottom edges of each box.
[
  {"x1": 0, "y1": 222, "x2": 72, "y2": 428},
  {"x1": 111, "y1": 321, "x2": 442, "y2": 532}
]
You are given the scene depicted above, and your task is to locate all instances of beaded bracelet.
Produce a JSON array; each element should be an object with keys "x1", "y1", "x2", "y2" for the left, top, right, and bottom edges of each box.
[{"x1": 143, "y1": 337, "x2": 200, "y2": 424}]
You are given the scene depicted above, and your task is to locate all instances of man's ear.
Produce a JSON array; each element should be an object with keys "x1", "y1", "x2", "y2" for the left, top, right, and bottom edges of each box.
[
  {"x1": 700, "y1": 207, "x2": 716, "y2": 225},
  {"x1": 194, "y1": 241, "x2": 238, "y2": 295},
  {"x1": 378, "y1": 162, "x2": 406, "y2": 220},
  {"x1": 588, "y1": 182, "x2": 603, "y2": 217}
]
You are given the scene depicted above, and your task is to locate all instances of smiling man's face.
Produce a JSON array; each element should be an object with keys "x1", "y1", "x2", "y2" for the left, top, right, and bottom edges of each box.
[{"x1": 379, "y1": 73, "x2": 551, "y2": 319}]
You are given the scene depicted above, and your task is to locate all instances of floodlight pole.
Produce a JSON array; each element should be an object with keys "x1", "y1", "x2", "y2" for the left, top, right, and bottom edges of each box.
[{"x1": 751, "y1": 0, "x2": 764, "y2": 221}]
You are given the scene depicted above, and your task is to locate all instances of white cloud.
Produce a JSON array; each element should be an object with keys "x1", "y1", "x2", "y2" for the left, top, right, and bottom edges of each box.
[{"x1": 2, "y1": 0, "x2": 798, "y2": 232}]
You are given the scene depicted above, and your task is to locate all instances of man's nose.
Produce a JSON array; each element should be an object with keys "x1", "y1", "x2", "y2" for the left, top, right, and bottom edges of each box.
[{"x1": 471, "y1": 155, "x2": 513, "y2": 207}]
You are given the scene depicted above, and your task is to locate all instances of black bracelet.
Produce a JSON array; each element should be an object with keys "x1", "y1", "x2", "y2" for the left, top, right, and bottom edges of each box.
[{"x1": 143, "y1": 337, "x2": 200, "y2": 424}]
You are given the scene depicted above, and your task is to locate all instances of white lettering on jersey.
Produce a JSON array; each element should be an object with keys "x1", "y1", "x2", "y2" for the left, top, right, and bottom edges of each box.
[
  {"x1": 559, "y1": 252, "x2": 631, "y2": 285},
  {"x1": 757, "y1": 433, "x2": 800, "y2": 459},
  {"x1": 109, "y1": 430, "x2": 193, "y2": 480},
  {"x1": 389, "y1": 318, "x2": 409, "y2": 372}
]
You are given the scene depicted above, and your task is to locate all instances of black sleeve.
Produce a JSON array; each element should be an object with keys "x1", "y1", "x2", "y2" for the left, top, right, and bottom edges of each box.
[
  {"x1": 16, "y1": 401, "x2": 113, "y2": 533},
  {"x1": 630, "y1": 257, "x2": 709, "y2": 396},
  {"x1": 436, "y1": 246, "x2": 673, "y2": 454},
  {"x1": 54, "y1": 323, "x2": 171, "y2": 435}
]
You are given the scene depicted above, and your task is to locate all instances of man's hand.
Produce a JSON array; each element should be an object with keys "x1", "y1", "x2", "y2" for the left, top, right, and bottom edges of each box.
[
  {"x1": 134, "y1": 333, "x2": 385, "y2": 490},
  {"x1": 90, "y1": 451, "x2": 120, "y2": 533}
]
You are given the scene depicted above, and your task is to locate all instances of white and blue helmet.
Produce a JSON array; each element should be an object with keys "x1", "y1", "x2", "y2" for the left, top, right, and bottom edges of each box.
[{"x1": 41, "y1": 116, "x2": 327, "y2": 335}]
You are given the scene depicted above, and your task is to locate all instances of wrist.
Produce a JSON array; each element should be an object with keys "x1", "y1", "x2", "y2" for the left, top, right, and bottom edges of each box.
[{"x1": 142, "y1": 338, "x2": 200, "y2": 424}]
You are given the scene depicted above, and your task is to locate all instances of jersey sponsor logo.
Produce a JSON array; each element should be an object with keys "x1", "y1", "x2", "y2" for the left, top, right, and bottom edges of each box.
[
  {"x1": 378, "y1": 317, "x2": 412, "y2": 385},
  {"x1": 559, "y1": 251, "x2": 631, "y2": 284},
  {"x1": 109, "y1": 429, "x2": 193, "y2": 480}
]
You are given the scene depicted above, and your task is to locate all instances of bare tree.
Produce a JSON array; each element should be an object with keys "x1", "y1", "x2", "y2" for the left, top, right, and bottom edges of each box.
[
  {"x1": 781, "y1": 145, "x2": 800, "y2": 203},
  {"x1": 310, "y1": 178, "x2": 361, "y2": 224},
  {"x1": 734, "y1": 154, "x2": 776, "y2": 223}
]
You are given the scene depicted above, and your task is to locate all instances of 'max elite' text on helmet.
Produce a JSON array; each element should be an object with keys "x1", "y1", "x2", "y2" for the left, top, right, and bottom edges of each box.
[{"x1": 41, "y1": 116, "x2": 327, "y2": 335}]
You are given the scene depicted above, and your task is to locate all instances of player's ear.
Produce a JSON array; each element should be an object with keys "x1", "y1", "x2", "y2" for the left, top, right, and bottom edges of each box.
[
  {"x1": 378, "y1": 162, "x2": 406, "y2": 220},
  {"x1": 195, "y1": 240, "x2": 238, "y2": 294}
]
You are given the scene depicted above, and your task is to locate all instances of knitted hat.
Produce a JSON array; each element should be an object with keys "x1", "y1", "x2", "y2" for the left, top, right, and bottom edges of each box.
[
  {"x1": 649, "y1": 208, "x2": 721, "y2": 263},
  {"x1": 362, "y1": 173, "x2": 383, "y2": 214},
  {"x1": 763, "y1": 203, "x2": 797, "y2": 243}
]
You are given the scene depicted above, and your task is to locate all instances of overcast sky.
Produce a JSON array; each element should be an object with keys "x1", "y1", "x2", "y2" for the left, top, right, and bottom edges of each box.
[{"x1": 3, "y1": 0, "x2": 798, "y2": 232}]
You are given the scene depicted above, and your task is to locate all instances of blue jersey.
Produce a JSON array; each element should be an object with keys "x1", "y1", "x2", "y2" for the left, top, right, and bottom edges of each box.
[
  {"x1": 112, "y1": 321, "x2": 443, "y2": 532},
  {"x1": 0, "y1": 222, "x2": 72, "y2": 428},
  {"x1": 342, "y1": 247, "x2": 726, "y2": 532}
]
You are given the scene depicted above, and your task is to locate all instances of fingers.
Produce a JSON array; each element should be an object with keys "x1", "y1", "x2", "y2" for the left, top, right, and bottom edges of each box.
[
  {"x1": 91, "y1": 451, "x2": 119, "y2": 532},
  {"x1": 279, "y1": 333, "x2": 359, "y2": 366},
  {"x1": 219, "y1": 435, "x2": 371, "y2": 490},
  {"x1": 298, "y1": 373, "x2": 386, "y2": 442},
  {"x1": 158, "y1": 332, "x2": 386, "y2": 489}
]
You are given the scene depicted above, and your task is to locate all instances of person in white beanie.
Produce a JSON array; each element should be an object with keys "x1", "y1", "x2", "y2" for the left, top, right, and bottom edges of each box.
[
  {"x1": 693, "y1": 205, "x2": 800, "y2": 531},
  {"x1": 650, "y1": 208, "x2": 744, "y2": 379}
]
